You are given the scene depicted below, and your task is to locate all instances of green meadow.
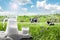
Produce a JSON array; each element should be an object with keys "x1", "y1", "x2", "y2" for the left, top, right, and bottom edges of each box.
[{"x1": 0, "y1": 14, "x2": 60, "y2": 40}]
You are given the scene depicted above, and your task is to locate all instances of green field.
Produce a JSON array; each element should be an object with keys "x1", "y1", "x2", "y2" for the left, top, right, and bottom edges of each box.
[{"x1": 0, "y1": 14, "x2": 60, "y2": 40}]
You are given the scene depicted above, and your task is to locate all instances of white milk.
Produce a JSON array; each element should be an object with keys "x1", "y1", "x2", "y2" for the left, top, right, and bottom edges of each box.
[{"x1": 5, "y1": 17, "x2": 18, "y2": 35}]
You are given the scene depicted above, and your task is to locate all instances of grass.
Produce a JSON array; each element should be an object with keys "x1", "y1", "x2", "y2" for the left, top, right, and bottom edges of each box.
[
  {"x1": 30, "y1": 26, "x2": 60, "y2": 40},
  {"x1": 18, "y1": 22, "x2": 60, "y2": 40},
  {"x1": 0, "y1": 22, "x2": 60, "y2": 40},
  {"x1": 0, "y1": 15, "x2": 60, "y2": 40}
]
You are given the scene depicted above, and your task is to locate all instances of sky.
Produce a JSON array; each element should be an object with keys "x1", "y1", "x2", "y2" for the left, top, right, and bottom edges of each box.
[{"x1": 0, "y1": 0, "x2": 60, "y2": 15}]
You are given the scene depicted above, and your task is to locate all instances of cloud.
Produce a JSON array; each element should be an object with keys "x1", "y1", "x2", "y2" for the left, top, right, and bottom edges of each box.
[
  {"x1": 11, "y1": 0, "x2": 32, "y2": 5},
  {"x1": 0, "y1": 6, "x2": 3, "y2": 11},
  {"x1": 0, "y1": 11, "x2": 39, "y2": 16},
  {"x1": 9, "y1": 0, "x2": 32, "y2": 12},
  {"x1": 45, "y1": 4, "x2": 60, "y2": 10},
  {"x1": 18, "y1": 12, "x2": 39, "y2": 16},
  {"x1": 18, "y1": 0, "x2": 32, "y2": 5},
  {"x1": 31, "y1": 5, "x2": 34, "y2": 8},
  {"x1": 0, "y1": 11, "x2": 18, "y2": 16},
  {"x1": 21, "y1": 8, "x2": 28, "y2": 12},
  {"x1": 9, "y1": 2, "x2": 19, "y2": 10},
  {"x1": 36, "y1": 0, "x2": 60, "y2": 12},
  {"x1": 0, "y1": 6, "x2": 2, "y2": 10},
  {"x1": 0, "y1": 11, "x2": 10, "y2": 16}
]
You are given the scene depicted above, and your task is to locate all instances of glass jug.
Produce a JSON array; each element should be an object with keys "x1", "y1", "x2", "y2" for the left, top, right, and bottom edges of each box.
[{"x1": 3, "y1": 16, "x2": 18, "y2": 35}]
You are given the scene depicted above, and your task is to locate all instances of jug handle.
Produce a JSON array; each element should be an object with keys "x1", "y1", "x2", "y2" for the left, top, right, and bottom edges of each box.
[{"x1": 3, "y1": 18, "x2": 8, "y2": 29}]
